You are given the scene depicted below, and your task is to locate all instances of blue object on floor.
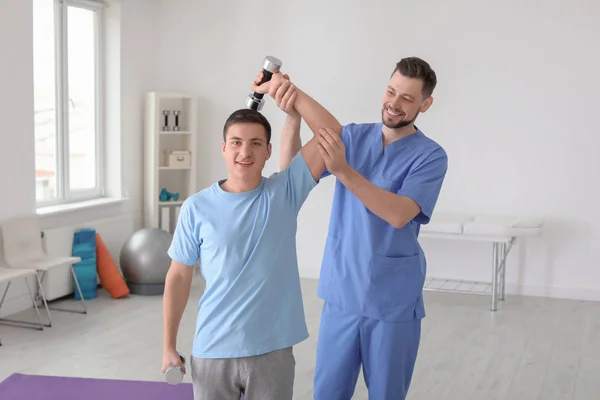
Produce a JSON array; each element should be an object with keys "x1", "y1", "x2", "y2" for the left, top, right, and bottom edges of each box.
[{"x1": 72, "y1": 228, "x2": 98, "y2": 300}]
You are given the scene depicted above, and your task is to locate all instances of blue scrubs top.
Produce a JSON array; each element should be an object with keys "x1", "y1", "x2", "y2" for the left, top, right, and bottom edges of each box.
[{"x1": 318, "y1": 122, "x2": 448, "y2": 323}]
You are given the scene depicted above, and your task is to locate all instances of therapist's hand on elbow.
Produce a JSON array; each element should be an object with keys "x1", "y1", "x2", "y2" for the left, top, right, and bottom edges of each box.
[{"x1": 317, "y1": 128, "x2": 349, "y2": 175}]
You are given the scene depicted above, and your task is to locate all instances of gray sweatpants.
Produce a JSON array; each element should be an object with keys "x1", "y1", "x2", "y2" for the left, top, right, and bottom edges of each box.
[{"x1": 190, "y1": 347, "x2": 295, "y2": 400}]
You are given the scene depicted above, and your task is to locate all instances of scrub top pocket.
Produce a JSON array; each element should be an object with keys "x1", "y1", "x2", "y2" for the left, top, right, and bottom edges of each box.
[{"x1": 367, "y1": 253, "x2": 424, "y2": 312}]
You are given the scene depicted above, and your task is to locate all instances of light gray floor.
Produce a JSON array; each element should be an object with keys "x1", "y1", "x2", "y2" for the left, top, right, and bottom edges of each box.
[{"x1": 1, "y1": 277, "x2": 599, "y2": 400}]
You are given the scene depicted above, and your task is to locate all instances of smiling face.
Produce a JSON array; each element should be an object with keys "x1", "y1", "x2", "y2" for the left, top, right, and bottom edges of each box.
[
  {"x1": 381, "y1": 57, "x2": 437, "y2": 131},
  {"x1": 381, "y1": 71, "x2": 433, "y2": 129},
  {"x1": 221, "y1": 122, "x2": 271, "y2": 183}
]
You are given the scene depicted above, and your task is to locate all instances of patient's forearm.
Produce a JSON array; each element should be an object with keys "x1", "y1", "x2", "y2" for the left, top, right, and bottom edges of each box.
[
  {"x1": 280, "y1": 114, "x2": 302, "y2": 169},
  {"x1": 162, "y1": 265, "x2": 192, "y2": 351},
  {"x1": 294, "y1": 88, "x2": 343, "y2": 137}
]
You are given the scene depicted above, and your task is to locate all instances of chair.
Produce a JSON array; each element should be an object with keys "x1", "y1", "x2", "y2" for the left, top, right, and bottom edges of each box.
[
  {"x1": 0, "y1": 265, "x2": 45, "y2": 343},
  {"x1": 0, "y1": 215, "x2": 85, "y2": 328}
]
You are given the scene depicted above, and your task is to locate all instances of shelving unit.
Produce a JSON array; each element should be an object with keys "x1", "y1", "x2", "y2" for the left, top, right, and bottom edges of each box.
[{"x1": 144, "y1": 92, "x2": 198, "y2": 233}]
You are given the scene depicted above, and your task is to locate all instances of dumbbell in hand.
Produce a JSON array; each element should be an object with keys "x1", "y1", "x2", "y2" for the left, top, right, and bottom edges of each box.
[
  {"x1": 246, "y1": 56, "x2": 283, "y2": 111},
  {"x1": 164, "y1": 352, "x2": 186, "y2": 385}
]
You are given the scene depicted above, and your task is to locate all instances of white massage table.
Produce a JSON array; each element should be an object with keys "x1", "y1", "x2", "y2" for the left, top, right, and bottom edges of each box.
[{"x1": 419, "y1": 213, "x2": 544, "y2": 311}]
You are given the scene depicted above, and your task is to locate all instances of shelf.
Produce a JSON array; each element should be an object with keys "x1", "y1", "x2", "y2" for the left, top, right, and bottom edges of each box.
[
  {"x1": 423, "y1": 277, "x2": 492, "y2": 296},
  {"x1": 144, "y1": 91, "x2": 197, "y2": 234},
  {"x1": 159, "y1": 201, "x2": 184, "y2": 206},
  {"x1": 160, "y1": 131, "x2": 191, "y2": 135},
  {"x1": 159, "y1": 166, "x2": 191, "y2": 170}
]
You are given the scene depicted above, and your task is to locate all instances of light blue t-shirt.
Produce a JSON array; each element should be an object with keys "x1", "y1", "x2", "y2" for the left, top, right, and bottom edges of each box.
[
  {"x1": 168, "y1": 152, "x2": 317, "y2": 359},
  {"x1": 318, "y1": 122, "x2": 448, "y2": 323}
]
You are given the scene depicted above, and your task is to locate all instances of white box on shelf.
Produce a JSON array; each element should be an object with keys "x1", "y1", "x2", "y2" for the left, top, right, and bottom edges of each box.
[{"x1": 165, "y1": 150, "x2": 191, "y2": 168}]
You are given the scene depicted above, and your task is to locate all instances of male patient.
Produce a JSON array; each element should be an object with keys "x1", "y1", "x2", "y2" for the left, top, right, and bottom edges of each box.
[{"x1": 161, "y1": 84, "x2": 325, "y2": 400}]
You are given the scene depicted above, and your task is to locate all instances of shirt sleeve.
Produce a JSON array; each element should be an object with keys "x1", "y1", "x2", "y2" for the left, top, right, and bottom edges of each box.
[
  {"x1": 396, "y1": 147, "x2": 448, "y2": 224},
  {"x1": 167, "y1": 200, "x2": 201, "y2": 266},
  {"x1": 277, "y1": 151, "x2": 318, "y2": 212}
]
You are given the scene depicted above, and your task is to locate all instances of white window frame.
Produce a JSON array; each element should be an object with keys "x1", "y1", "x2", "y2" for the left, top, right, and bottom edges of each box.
[{"x1": 35, "y1": 0, "x2": 106, "y2": 208}]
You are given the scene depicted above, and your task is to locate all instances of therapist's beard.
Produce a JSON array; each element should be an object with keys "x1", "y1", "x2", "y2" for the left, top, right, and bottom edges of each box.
[{"x1": 382, "y1": 109, "x2": 419, "y2": 129}]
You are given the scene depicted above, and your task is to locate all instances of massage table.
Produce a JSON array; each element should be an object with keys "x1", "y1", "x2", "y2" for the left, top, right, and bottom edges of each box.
[{"x1": 419, "y1": 212, "x2": 544, "y2": 311}]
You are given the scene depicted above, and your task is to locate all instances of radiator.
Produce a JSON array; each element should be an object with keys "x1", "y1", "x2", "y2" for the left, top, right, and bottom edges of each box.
[{"x1": 41, "y1": 213, "x2": 134, "y2": 301}]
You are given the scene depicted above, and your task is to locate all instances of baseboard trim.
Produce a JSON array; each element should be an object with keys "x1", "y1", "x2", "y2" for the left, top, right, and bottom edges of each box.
[
  {"x1": 299, "y1": 267, "x2": 320, "y2": 280},
  {"x1": 506, "y1": 283, "x2": 600, "y2": 302}
]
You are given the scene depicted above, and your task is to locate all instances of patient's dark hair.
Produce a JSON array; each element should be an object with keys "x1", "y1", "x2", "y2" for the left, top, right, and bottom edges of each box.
[
  {"x1": 222, "y1": 108, "x2": 272, "y2": 143},
  {"x1": 392, "y1": 57, "x2": 437, "y2": 99}
]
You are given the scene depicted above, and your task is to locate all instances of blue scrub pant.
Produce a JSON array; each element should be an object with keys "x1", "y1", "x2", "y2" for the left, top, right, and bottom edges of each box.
[{"x1": 314, "y1": 301, "x2": 421, "y2": 400}]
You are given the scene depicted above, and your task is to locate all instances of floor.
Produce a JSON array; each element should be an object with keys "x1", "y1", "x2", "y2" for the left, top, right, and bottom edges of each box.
[{"x1": 1, "y1": 277, "x2": 599, "y2": 400}]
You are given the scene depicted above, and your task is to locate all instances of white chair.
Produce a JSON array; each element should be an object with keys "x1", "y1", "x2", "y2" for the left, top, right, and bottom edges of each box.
[
  {"x1": 0, "y1": 265, "x2": 45, "y2": 343},
  {"x1": 0, "y1": 215, "x2": 85, "y2": 328}
]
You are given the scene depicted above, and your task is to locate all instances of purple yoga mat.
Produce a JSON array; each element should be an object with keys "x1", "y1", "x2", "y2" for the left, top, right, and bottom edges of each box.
[{"x1": 0, "y1": 373, "x2": 193, "y2": 400}]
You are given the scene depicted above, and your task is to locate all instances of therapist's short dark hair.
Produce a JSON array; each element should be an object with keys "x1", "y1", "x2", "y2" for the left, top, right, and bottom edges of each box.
[
  {"x1": 392, "y1": 57, "x2": 437, "y2": 99},
  {"x1": 223, "y1": 108, "x2": 272, "y2": 143}
]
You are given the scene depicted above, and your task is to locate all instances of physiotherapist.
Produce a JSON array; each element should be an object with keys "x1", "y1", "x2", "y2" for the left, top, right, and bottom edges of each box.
[{"x1": 253, "y1": 56, "x2": 448, "y2": 400}]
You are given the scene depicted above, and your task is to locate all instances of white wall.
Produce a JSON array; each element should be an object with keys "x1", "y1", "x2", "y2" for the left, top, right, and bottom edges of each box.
[
  {"x1": 154, "y1": 0, "x2": 600, "y2": 301},
  {"x1": 0, "y1": 0, "x2": 36, "y2": 223},
  {"x1": 117, "y1": 0, "x2": 161, "y2": 229}
]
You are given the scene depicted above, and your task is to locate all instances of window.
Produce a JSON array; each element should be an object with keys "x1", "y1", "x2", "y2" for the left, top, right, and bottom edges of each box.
[{"x1": 33, "y1": 0, "x2": 105, "y2": 206}]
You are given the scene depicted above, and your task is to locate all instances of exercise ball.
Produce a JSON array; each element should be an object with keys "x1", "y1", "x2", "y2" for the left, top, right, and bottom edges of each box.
[{"x1": 120, "y1": 228, "x2": 173, "y2": 295}]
